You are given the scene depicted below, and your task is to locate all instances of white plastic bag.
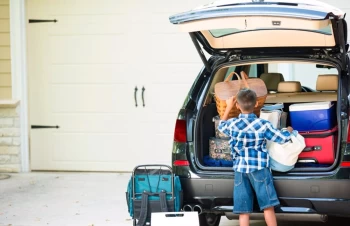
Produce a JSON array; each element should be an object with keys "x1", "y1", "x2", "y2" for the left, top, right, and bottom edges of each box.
[{"x1": 267, "y1": 132, "x2": 306, "y2": 172}]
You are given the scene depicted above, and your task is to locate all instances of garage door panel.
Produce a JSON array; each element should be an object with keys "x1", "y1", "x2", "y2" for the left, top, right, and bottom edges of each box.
[
  {"x1": 54, "y1": 114, "x2": 128, "y2": 133},
  {"x1": 51, "y1": 84, "x2": 130, "y2": 113},
  {"x1": 30, "y1": 131, "x2": 53, "y2": 169},
  {"x1": 141, "y1": 132, "x2": 173, "y2": 164},
  {"x1": 321, "y1": 0, "x2": 350, "y2": 9},
  {"x1": 151, "y1": 34, "x2": 200, "y2": 63},
  {"x1": 152, "y1": 118, "x2": 176, "y2": 134},
  {"x1": 52, "y1": 133, "x2": 127, "y2": 162},
  {"x1": 151, "y1": 63, "x2": 202, "y2": 84},
  {"x1": 50, "y1": 35, "x2": 128, "y2": 64},
  {"x1": 147, "y1": 84, "x2": 192, "y2": 113},
  {"x1": 48, "y1": 15, "x2": 128, "y2": 35},
  {"x1": 45, "y1": 0, "x2": 128, "y2": 15},
  {"x1": 151, "y1": 13, "x2": 179, "y2": 34},
  {"x1": 51, "y1": 64, "x2": 129, "y2": 84},
  {"x1": 151, "y1": 0, "x2": 210, "y2": 13}
]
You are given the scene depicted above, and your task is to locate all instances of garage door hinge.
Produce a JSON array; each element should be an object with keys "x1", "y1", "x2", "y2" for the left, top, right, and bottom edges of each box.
[
  {"x1": 29, "y1": 19, "x2": 58, "y2": 23},
  {"x1": 31, "y1": 125, "x2": 60, "y2": 129}
]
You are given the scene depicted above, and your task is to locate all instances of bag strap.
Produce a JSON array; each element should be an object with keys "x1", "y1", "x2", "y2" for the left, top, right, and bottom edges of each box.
[
  {"x1": 159, "y1": 191, "x2": 168, "y2": 212},
  {"x1": 144, "y1": 168, "x2": 152, "y2": 192},
  {"x1": 137, "y1": 192, "x2": 149, "y2": 226}
]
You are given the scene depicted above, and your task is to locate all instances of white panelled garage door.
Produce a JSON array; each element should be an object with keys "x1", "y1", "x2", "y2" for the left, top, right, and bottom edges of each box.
[{"x1": 27, "y1": 0, "x2": 208, "y2": 171}]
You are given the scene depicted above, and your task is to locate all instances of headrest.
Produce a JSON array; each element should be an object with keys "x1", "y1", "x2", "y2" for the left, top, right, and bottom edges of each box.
[
  {"x1": 316, "y1": 74, "x2": 338, "y2": 91},
  {"x1": 277, "y1": 81, "x2": 302, "y2": 93},
  {"x1": 260, "y1": 73, "x2": 284, "y2": 91}
]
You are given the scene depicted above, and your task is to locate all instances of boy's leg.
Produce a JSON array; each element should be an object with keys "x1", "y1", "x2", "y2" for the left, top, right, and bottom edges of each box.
[
  {"x1": 239, "y1": 214, "x2": 250, "y2": 226},
  {"x1": 248, "y1": 168, "x2": 280, "y2": 226},
  {"x1": 233, "y1": 172, "x2": 254, "y2": 226},
  {"x1": 264, "y1": 206, "x2": 277, "y2": 226}
]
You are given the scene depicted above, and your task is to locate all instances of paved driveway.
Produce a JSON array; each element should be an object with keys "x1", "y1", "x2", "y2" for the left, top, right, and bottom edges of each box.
[{"x1": 0, "y1": 172, "x2": 348, "y2": 226}]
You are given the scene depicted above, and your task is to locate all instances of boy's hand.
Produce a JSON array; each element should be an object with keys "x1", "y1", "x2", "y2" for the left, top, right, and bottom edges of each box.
[
  {"x1": 225, "y1": 96, "x2": 236, "y2": 110},
  {"x1": 287, "y1": 126, "x2": 293, "y2": 133}
]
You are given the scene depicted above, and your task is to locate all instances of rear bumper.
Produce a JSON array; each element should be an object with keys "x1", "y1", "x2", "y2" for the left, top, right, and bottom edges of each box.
[{"x1": 180, "y1": 177, "x2": 350, "y2": 216}]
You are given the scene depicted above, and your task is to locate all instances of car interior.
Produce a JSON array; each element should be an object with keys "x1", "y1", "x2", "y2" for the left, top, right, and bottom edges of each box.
[{"x1": 197, "y1": 61, "x2": 339, "y2": 171}]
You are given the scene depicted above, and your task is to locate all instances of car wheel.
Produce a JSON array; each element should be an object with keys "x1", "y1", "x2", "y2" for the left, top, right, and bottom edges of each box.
[{"x1": 198, "y1": 213, "x2": 221, "y2": 226}]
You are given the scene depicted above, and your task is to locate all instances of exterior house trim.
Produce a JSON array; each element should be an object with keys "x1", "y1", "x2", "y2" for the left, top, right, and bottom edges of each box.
[{"x1": 10, "y1": 0, "x2": 29, "y2": 172}]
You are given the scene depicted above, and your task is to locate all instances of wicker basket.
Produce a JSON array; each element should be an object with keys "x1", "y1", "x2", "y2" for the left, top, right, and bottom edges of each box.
[
  {"x1": 214, "y1": 71, "x2": 267, "y2": 118},
  {"x1": 215, "y1": 94, "x2": 267, "y2": 118}
]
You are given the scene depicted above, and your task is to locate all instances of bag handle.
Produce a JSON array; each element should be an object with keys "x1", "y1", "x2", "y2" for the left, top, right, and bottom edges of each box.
[
  {"x1": 240, "y1": 71, "x2": 250, "y2": 89},
  {"x1": 224, "y1": 71, "x2": 241, "y2": 82}
]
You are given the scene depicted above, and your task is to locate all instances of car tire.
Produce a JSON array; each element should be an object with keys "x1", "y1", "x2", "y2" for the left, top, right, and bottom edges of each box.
[
  {"x1": 325, "y1": 216, "x2": 350, "y2": 225},
  {"x1": 198, "y1": 213, "x2": 221, "y2": 226}
]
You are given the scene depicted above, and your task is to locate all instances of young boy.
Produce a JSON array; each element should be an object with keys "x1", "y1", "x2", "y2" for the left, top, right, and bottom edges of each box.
[{"x1": 218, "y1": 89, "x2": 293, "y2": 226}]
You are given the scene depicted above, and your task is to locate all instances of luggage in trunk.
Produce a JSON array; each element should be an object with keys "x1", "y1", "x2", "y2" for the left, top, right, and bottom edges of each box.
[
  {"x1": 298, "y1": 127, "x2": 338, "y2": 164},
  {"x1": 289, "y1": 102, "x2": 336, "y2": 132},
  {"x1": 209, "y1": 137, "x2": 232, "y2": 161}
]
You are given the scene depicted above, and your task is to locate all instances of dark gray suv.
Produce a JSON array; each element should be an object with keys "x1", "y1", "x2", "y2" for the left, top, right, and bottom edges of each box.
[{"x1": 169, "y1": 0, "x2": 350, "y2": 225}]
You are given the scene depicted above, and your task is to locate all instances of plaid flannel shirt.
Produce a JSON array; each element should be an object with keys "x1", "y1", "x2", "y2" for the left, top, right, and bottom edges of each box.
[{"x1": 218, "y1": 113, "x2": 291, "y2": 173}]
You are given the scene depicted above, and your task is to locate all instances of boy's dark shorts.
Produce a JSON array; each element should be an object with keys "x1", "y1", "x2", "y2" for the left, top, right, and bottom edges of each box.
[{"x1": 233, "y1": 167, "x2": 280, "y2": 214}]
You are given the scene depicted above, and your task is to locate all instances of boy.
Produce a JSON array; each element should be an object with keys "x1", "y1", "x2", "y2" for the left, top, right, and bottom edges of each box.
[{"x1": 218, "y1": 89, "x2": 293, "y2": 226}]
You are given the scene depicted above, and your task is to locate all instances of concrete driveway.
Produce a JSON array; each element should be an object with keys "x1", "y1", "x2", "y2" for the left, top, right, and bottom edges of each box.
[{"x1": 0, "y1": 172, "x2": 348, "y2": 226}]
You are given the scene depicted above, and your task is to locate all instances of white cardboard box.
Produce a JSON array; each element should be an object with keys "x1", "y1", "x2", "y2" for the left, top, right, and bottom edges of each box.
[{"x1": 151, "y1": 212, "x2": 199, "y2": 226}]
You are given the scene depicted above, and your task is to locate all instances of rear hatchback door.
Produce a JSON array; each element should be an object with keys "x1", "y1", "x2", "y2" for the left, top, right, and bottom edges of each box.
[{"x1": 169, "y1": 0, "x2": 347, "y2": 56}]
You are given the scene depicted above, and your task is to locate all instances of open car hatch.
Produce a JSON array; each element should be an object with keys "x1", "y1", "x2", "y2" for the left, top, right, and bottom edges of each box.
[{"x1": 169, "y1": 0, "x2": 347, "y2": 66}]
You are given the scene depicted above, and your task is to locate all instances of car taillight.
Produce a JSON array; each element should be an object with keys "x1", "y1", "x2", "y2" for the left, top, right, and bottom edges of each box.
[
  {"x1": 174, "y1": 119, "x2": 186, "y2": 143},
  {"x1": 173, "y1": 160, "x2": 189, "y2": 166},
  {"x1": 341, "y1": 162, "x2": 350, "y2": 167}
]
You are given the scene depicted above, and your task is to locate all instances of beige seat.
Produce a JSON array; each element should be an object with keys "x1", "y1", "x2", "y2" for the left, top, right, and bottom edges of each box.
[
  {"x1": 277, "y1": 81, "x2": 302, "y2": 93},
  {"x1": 260, "y1": 73, "x2": 285, "y2": 92},
  {"x1": 316, "y1": 74, "x2": 338, "y2": 91},
  {"x1": 266, "y1": 74, "x2": 338, "y2": 103}
]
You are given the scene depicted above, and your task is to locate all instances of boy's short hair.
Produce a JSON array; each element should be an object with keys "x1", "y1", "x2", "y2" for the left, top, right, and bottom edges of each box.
[{"x1": 237, "y1": 89, "x2": 257, "y2": 111}]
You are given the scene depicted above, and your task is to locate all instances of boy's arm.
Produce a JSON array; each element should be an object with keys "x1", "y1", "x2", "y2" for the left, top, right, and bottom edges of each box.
[
  {"x1": 218, "y1": 120, "x2": 231, "y2": 136},
  {"x1": 221, "y1": 96, "x2": 236, "y2": 121},
  {"x1": 218, "y1": 96, "x2": 236, "y2": 135},
  {"x1": 264, "y1": 121, "x2": 292, "y2": 144}
]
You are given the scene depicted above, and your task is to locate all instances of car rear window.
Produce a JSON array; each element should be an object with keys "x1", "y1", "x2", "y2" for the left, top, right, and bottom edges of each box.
[{"x1": 209, "y1": 25, "x2": 333, "y2": 38}]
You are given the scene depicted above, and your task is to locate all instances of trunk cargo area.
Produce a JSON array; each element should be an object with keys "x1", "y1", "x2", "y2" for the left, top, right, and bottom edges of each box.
[{"x1": 195, "y1": 62, "x2": 340, "y2": 172}]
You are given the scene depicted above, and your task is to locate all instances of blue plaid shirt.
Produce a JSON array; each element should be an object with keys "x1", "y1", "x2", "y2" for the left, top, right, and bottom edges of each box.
[{"x1": 218, "y1": 113, "x2": 291, "y2": 173}]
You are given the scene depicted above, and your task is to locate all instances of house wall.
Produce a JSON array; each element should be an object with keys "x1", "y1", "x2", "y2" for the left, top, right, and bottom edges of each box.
[
  {"x1": 0, "y1": 100, "x2": 21, "y2": 172},
  {"x1": 0, "y1": 0, "x2": 11, "y2": 99}
]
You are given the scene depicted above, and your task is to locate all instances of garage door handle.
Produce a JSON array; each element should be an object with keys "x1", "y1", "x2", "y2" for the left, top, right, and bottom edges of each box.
[
  {"x1": 31, "y1": 125, "x2": 59, "y2": 129},
  {"x1": 134, "y1": 86, "x2": 138, "y2": 107},
  {"x1": 141, "y1": 86, "x2": 145, "y2": 107}
]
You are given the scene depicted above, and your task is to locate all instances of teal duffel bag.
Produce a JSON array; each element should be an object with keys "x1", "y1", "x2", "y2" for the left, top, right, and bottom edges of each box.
[{"x1": 126, "y1": 165, "x2": 183, "y2": 226}]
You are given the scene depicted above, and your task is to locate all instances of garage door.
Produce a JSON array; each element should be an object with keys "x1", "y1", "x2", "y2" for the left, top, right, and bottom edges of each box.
[{"x1": 27, "y1": 0, "x2": 206, "y2": 171}]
